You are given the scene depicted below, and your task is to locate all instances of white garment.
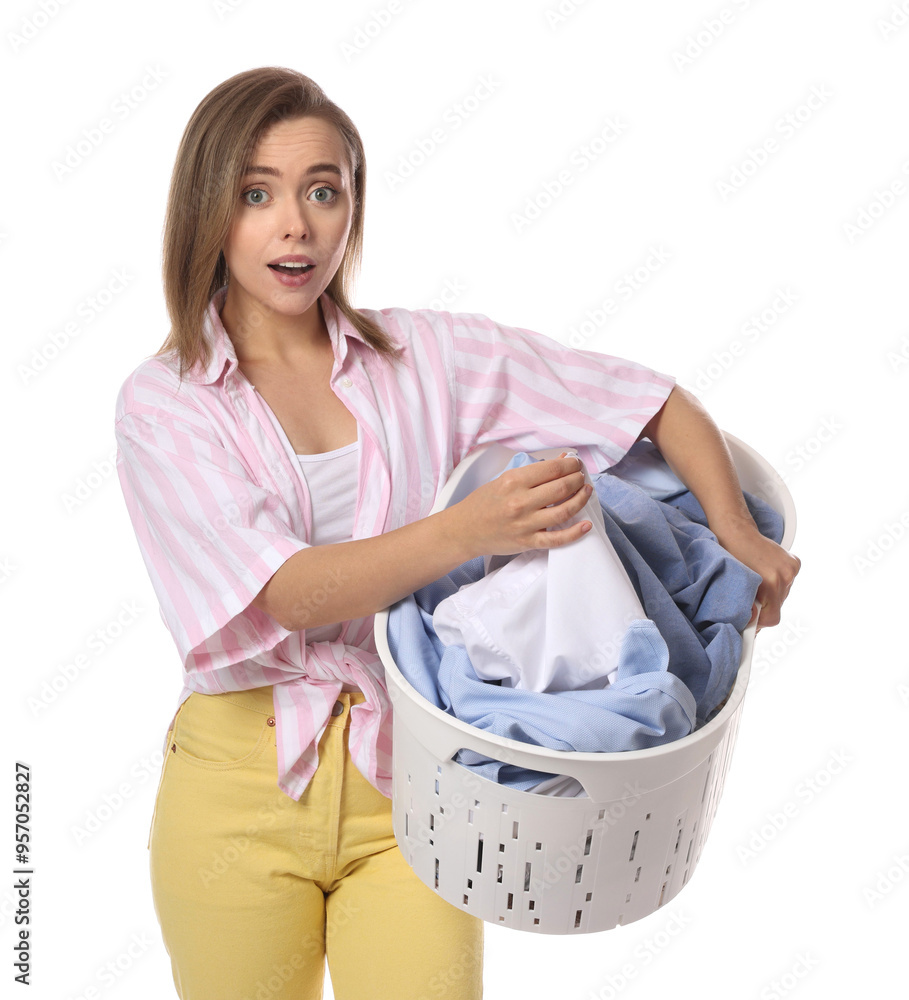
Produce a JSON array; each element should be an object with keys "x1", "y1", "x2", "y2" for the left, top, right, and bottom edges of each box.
[
  {"x1": 432, "y1": 451, "x2": 650, "y2": 694},
  {"x1": 294, "y1": 441, "x2": 359, "y2": 647}
]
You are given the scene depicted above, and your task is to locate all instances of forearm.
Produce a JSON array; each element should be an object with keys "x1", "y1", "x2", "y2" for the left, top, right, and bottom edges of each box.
[
  {"x1": 255, "y1": 505, "x2": 477, "y2": 632},
  {"x1": 639, "y1": 385, "x2": 755, "y2": 541},
  {"x1": 639, "y1": 385, "x2": 801, "y2": 630}
]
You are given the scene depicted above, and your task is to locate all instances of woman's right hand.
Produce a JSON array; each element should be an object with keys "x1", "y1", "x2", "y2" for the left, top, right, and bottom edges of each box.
[{"x1": 444, "y1": 453, "x2": 594, "y2": 560}]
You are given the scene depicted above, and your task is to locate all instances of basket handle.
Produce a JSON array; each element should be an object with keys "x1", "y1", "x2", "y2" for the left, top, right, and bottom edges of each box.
[{"x1": 379, "y1": 610, "x2": 757, "y2": 800}]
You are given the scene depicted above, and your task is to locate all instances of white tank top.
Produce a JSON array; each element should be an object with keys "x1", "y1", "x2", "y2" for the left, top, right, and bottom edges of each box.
[
  {"x1": 295, "y1": 441, "x2": 359, "y2": 646},
  {"x1": 297, "y1": 443, "x2": 361, "y2": 694},
  {"x1": 256, "y1": 397, "x2": 361, "y2": 691}
]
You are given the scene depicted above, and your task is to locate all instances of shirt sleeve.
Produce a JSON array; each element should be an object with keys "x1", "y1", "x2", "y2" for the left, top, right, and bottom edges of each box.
[
  {"x1": 114, "y1": 387, "x2": 310, "y2": 681},
  {"x1": 446, "y1": 309, "x2": 676, "y2": 472}
]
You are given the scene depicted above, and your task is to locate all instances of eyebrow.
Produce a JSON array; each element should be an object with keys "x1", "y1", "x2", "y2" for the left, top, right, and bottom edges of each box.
[{"x1": 242, "y1": 163, "x2": 344, "y2": 179}]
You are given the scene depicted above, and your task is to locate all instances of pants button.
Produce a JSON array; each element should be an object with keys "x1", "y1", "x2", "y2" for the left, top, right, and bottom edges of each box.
[{"x1": 331, "y1": 700, "x2": 344, "y2": 717}]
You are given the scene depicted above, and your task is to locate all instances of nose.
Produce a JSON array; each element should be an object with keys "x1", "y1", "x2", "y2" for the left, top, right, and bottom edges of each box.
[{"x1": 280, "y1": 197, "x2": 310, "y2": 240}]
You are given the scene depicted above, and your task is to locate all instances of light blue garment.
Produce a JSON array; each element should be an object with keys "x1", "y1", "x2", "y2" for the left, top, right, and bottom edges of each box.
[{"x1": 385, "y1": 447, "x2": 784, "y2": 791}]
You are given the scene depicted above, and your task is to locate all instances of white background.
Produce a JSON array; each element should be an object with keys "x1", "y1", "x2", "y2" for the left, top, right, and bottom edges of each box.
[{"x1": 5, "y1": 0, "x2": 909, "y2": 997}]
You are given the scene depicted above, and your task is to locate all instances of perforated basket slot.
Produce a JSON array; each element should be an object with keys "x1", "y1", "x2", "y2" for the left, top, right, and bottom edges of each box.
[{"x1": 380, "y1": 433, "x2": 789, "y2": 935}]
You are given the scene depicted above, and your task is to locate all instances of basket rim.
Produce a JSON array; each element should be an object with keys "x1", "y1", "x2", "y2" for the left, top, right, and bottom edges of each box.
[
  {"x1": 374, "y1": 430, "x2": 790, "y2": 772},
  {"x1": 375, "y1": 608, "x2": 756, "y2": 767}
]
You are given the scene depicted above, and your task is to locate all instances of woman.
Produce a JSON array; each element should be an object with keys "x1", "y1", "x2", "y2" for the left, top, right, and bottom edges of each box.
[{"x1": 115, "y1": 66, "x2": 799, "y2": 999}]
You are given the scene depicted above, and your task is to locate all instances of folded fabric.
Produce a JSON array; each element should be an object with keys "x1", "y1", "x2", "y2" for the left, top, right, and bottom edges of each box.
[
  {"x1": 431, "y1": 451, "x2": 656, "y2": 693},
  {"x1": 385, "y1": 444, "x2": 784, "y2": 796}
]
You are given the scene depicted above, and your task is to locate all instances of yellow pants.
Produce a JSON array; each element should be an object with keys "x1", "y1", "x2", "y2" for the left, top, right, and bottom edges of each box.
[{"x1": 148, "y1": 687, "x2": 484, "y2": 999}]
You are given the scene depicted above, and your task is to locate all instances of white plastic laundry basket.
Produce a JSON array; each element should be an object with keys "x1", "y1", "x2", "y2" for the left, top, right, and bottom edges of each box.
[{"x1": 374, "y1": 433, "x2": 796, "y2": 934}]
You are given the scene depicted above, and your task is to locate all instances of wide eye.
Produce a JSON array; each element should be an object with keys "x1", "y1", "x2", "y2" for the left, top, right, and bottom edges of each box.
[
  {"x1": 310, "y1": 186, "x2": 337, "y2": 204},
  {"x1": 242, "y1": 188, "x2": 268, "y2": 206}
]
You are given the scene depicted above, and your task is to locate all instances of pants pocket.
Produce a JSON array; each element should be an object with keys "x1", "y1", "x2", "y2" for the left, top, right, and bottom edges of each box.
[
  {"x1": 171, "y1": 690, "x2": 274, "y2": 772},
  {"x1": 147, "y1": 700, "x2": 190, "y2": 851}
]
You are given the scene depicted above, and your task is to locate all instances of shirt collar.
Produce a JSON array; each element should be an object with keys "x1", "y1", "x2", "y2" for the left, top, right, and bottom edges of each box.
[{"x1": 185, "y1": 285, "x2": 369, "y2": 385}]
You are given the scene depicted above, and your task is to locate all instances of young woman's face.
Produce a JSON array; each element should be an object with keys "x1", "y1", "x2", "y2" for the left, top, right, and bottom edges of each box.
[{"x1": 221, "y1": 115, "x2": 354, "y2": 333}]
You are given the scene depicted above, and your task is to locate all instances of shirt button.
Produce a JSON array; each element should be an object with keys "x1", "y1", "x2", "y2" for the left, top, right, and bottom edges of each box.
[
  {"x1": 340, "y1": 376, "x2": 353, "y2": 388},
  {"x1": 331, "y1": 700, "x2": 344, "y2": 717}
]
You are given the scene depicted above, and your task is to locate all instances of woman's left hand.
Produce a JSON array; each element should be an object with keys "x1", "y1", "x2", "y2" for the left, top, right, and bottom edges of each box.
[{"x1": 712, "y1": 521, "x2": 801, "y2": 631}]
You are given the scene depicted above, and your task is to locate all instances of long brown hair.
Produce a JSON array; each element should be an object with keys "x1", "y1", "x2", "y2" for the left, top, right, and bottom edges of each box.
[{"x1": 155, "y1": 66, "x2": 401, "y2": 380}]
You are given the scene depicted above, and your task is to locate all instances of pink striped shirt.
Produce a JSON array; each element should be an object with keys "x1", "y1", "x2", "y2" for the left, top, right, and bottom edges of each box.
[{"x1": 114, "y1": 286, "x2": 675, "y2": 801}]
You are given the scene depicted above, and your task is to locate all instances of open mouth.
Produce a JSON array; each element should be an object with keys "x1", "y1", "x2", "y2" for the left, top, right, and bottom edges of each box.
[{"x1": 268, "y1": 263, "x2": 315, "y2": 275}]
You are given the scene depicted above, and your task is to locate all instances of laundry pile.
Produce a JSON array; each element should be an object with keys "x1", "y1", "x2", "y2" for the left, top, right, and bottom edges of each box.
[{"x1": 385, "y1": 442, "x2": 784, "y2": 796}]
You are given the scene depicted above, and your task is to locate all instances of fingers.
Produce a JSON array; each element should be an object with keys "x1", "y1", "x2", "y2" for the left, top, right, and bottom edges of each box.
[
  {"x1": 538, "y1": 483, "x2": 594, "y2": 536},
  {"x1": 755, "y1": 596, "x2": 780, "y2": 632},
  {"x1": 755, "y1": 550, "x2": 801, "y2": 631},
  {"x1": 528, "y1": 468, "x2": 594, "y2": 547},
  {"x1": 536, "y1": 517, "x2": 593, "y2": 548},
  {"x1": 489, "y1": 455, "x2": 593, "y2": 550},
  {"x1": 500, "y1": 456, "x2": 587, "y2": 512},
  {"x1": 511, "y1": 454, "x2": 585, "y2": 490}
]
